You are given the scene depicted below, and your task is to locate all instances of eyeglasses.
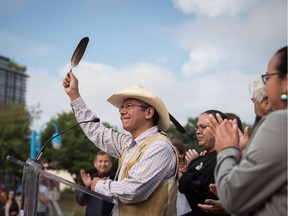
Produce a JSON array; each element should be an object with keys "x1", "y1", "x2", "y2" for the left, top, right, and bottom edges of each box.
[
  {"x1": 119, "y1": 103, "x2": 149, "y2": 112},
  {"x1": 194, "y1": 125, "x2": 209, "y2": 132},
  {"x1": 251, "y1": 96, "x2": 267, "y2": 104},
  {"x1": 261, "y1": 72, "x2": 279, "y2": 84}
]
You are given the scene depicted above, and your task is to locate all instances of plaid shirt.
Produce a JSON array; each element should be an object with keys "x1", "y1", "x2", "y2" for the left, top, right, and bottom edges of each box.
[{"x1": 71, "y1": 97, "x2": 176, "y2": 215}]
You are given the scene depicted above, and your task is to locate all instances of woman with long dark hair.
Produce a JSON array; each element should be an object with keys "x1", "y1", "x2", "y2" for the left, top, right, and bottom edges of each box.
[{"x1": 4, "y1": 190, "x2": 19, "y2": 216}]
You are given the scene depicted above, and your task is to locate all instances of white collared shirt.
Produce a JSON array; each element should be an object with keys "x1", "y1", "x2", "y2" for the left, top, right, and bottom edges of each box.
[{"x1": 71, "y1": 97, "x2": 176, "y2": 216}]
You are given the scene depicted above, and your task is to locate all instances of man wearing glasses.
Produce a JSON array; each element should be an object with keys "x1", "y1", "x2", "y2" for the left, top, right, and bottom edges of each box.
[
  {"x1": 63, "y1": 72, "x2": 178, "y2": 216},
  {"x1": 178, "y1": 110, "x2": 228, "y2": 216},
  {"x1": 249, "y1": 76, "x2": 272, "y2": 128}
]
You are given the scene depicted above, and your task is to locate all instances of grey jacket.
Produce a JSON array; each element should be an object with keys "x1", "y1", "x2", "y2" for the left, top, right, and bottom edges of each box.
[{"x1": 215, "y1": 110, "x2": 287, "y2": 216}]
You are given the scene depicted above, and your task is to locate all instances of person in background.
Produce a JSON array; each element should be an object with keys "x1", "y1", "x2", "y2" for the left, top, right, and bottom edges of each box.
[
  {"x1": 171, "y1": 139, "x2": 192, "y2": 216},
  {"x1": 225, "y1": 112, "x2": 249, "y2": 155},
  {"x1": 63, "y1": 72, "x2": 178, "y2": 216},
  {"x1": 224, "y1": 113, "x2": 243, "y2": 133},
  {"x1": 37, "y1": 177, "x2": 50, "y2": 216},
  {"x1": 197, "y1": 111, "x2": 245, "y2": 216},
  {"x1": 0, "y1": 187, "x2": 6, "y2": 216},
  {"x1": 178, "y1": 110, "x2": 228, "y2": 216},
  {"x1": 4, "y1": 190, "x2": 19, "y2": 216},
  {"x1": 210, "y1": 46, "x2": 287, "y2": 215},
  {"x1": 197, "y1": 112, "x2": 246, "y2": 215},
  {"x1": 14, "y1": 186, "x2": 21, "y2": 210},
  {"x1": 76, "y1": 151, "x2": 115, "y2": 216},
  {"x1": 249, "y1": 76, "x2": 272, "y2": 127},
  {"x1": 185, "y1": 112, "x2": 244, "y2": 167}
]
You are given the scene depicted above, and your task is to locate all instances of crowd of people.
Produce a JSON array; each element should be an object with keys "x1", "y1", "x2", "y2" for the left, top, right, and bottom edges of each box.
[
  {"x1": 62, "y1": 45, "x2": 287, "y2": 216},
  {"x1": 3, "y1": 47, "x2": 286, "y2": 216},
  {"x1": 4, "y1": 46, "x2": 286, "y2": 216},
  {"x1": 0, "y1": 176, "x2": 57, "y2": 216}
]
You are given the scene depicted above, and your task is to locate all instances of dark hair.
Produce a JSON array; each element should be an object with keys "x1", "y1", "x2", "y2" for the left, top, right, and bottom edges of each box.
[
  {"x1": 225, "y1": 112, "x2": 243, "y2": 132},
  {"x1": 275, "y1": 46, "x2": 287, "y2": 79},
  {"x1": 201, "y1": 110, "x2": 227, "y2": 122},
  {"x1": 152, "y1": 111, "x2": 159, "y2": 126},
  {"x1": 95, "y1": 151, "x2": 112, "y2": 162},
  {"x1": 140, "y1": 101, "x2": 159, "y2": 126},
  {"x1": 171, "y1": 139, "x2": 186, "y2": 155}
]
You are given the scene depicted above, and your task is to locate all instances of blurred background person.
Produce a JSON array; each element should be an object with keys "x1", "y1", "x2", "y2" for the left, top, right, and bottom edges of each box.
[
  {"x1": 0, "y1": 187, "x2": 6, "y2": 216},
  {"x1": 37, "y1": 177, "x2": 51, "y2": 216},
  {"x1": 4, "y1": 190, "x2": 19, "y2": 216},
  {"x1": 225, "y1": 112, "x2": 249, "y2": 155},
  {"x1": 249, "y1": 75, "x2": 272, "y2": 127},
  {"x1": 224, "y1": 113, "x2": 243, "y2": 133},
  {"x1": 171, "y1": 139, "x2": 192, "y2": 216},
  {"x1": 76, "y1": 151, "x2": 115, "y2": 216}
]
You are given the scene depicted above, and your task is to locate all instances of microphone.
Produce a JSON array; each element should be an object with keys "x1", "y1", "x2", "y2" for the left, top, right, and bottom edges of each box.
[{"x1": 35, "y1": 118, "x2": 100, "y2": 162}]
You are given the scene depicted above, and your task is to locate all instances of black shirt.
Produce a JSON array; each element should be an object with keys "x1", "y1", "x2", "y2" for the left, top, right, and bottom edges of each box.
[
  {"x1": 179, "y1": 151, "x2": 219, "y2": 216},
  {"x1": 76, "y1": 170, "x2": 115, "y2": 216}
]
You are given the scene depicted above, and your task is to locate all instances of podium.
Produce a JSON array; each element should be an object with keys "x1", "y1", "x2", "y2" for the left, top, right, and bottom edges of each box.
[{"x1": 6, "y1": 155, "x2": 115, "y2": 216}]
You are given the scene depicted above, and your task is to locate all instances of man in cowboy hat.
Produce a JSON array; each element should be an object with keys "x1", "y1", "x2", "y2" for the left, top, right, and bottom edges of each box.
[{"x1": 63, "y1": 72, "x2": 178, "y2": 216}]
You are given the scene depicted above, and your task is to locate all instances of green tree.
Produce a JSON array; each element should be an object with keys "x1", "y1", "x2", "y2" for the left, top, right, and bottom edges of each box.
[
  {"x1": 0, "y1": 103, "x2": 36, "y2": 183},
  {"x1": 41, "y1": 112, "x2": 118, "y2": 183},
  {"x1": 166, "y1": 117, "x2": 200, "y2": 151},
  {"x1": 9, "y1": 60, "x2": 27, "y2": 72}
]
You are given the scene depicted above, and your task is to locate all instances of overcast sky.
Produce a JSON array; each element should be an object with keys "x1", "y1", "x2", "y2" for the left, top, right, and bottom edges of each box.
[{"x1": 0, "y1": 0, "x2": 286, "y2": 132}]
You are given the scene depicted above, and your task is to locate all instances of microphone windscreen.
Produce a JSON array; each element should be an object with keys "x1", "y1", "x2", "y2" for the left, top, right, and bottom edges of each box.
[{"x1": 92, "y1": 118, "x2": 100, "y2": 122}]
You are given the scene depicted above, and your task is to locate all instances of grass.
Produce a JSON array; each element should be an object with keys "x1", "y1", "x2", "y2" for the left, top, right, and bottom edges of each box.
[{"x1": 56, "y1": 190, "x2": 85, "y2": 216}]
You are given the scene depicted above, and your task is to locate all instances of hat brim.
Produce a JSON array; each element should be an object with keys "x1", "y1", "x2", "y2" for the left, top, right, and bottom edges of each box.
[{"x1": 107, "y1": 85, "x2": 170, "y2": 131}]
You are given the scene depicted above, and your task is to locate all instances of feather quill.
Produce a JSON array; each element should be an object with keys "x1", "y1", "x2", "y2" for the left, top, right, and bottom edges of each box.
[
  {"x1": 70, "y1": 37, "x2": 89, "y2": 69},
  {"x1": 169, "y1": 113, "x2": 187, "y2": 134}
]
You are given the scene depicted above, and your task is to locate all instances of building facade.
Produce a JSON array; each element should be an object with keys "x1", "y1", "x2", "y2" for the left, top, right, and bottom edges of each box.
[{"x1": 0, "y1": 55, "x2": 28, "y2": 108}]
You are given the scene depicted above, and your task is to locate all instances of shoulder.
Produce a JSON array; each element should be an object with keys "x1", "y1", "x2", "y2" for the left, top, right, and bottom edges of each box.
[
  {"x1": 152, "y1": 132, "x2": 173, "y2": 147},
  {"x1": 246, "y1": 110, "x2": 287, "y2": 161},
  {"x1": 149, "y1": 136, "x2": 176, "y2": 158},
  {"x1": 136, "y1": 130, "x2": 176, "y2": 156},
  {"x1": 261, "y1": 110, "x2": 287, "y2": 125},
  {"x1": 267, "y1": 109, "x2": 286, "y2": 119},
  {"x1": 254, "y1": 110, "x2": 287, "y2": 136},
  {"x1": 138, "y1": 130, "x2": 171, "y2": 147},
  {"x1": 136, "y1": 131, "x2": 174, "y2": 154}
]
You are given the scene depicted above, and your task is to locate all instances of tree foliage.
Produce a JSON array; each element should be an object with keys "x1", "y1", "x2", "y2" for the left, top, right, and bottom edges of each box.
[
  {"x1": 167, "y1": 117, "x2": 201, "y2": 152},
  {"x1": 41, "y1": 111, "x2": 118, "y2": 183},
  {"x1": 0, "y1": 103, "x2": 33, "y2": 182},
  {"x1": 9, "y1": 60, "x2": 27, "y2": 72}
]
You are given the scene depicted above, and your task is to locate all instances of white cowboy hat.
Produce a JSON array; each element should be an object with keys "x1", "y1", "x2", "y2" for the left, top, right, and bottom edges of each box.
[{"x1": 107, "y1": 85, "x2": 170, "y2": 131}]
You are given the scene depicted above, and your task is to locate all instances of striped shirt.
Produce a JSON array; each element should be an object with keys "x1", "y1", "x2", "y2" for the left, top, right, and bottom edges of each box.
[{"x1": 71, "y1": 97, "x2": 177, "y2": 215}]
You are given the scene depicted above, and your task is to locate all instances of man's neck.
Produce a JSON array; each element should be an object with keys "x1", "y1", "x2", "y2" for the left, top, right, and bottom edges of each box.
[{"x1": 131, "y1": 125, "x2": 154, "y2": 139}]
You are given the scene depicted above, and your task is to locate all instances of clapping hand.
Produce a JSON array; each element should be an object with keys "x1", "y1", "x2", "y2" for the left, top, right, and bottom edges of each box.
[
  {"x1": 80, "y1": 169, "x2": 91, "y2": 188},
  {"x1": 208, "y1": 114, "x2": 239, "y2": 152},
  {"x1": 198, "y1": 184, "x2": 228, "y2": 215},
  {"x1": 238, "y1": 126, "x2": 249, "y2": 155}
]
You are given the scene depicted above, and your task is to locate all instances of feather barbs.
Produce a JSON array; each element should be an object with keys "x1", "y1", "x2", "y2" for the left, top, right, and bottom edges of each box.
[{"x1": 70, "y1": 37, "x2": 89, "y2": 69}]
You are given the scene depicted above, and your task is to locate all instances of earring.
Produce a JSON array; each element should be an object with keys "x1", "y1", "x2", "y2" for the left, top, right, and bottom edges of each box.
[{"x1": 280, "y1": 93, "x2": 287, "y2": 101}]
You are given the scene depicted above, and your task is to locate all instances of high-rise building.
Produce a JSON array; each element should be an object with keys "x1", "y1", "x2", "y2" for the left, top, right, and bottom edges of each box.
[{"x1": 0, "y1": 55, "x2": 29, "y2": 108}]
